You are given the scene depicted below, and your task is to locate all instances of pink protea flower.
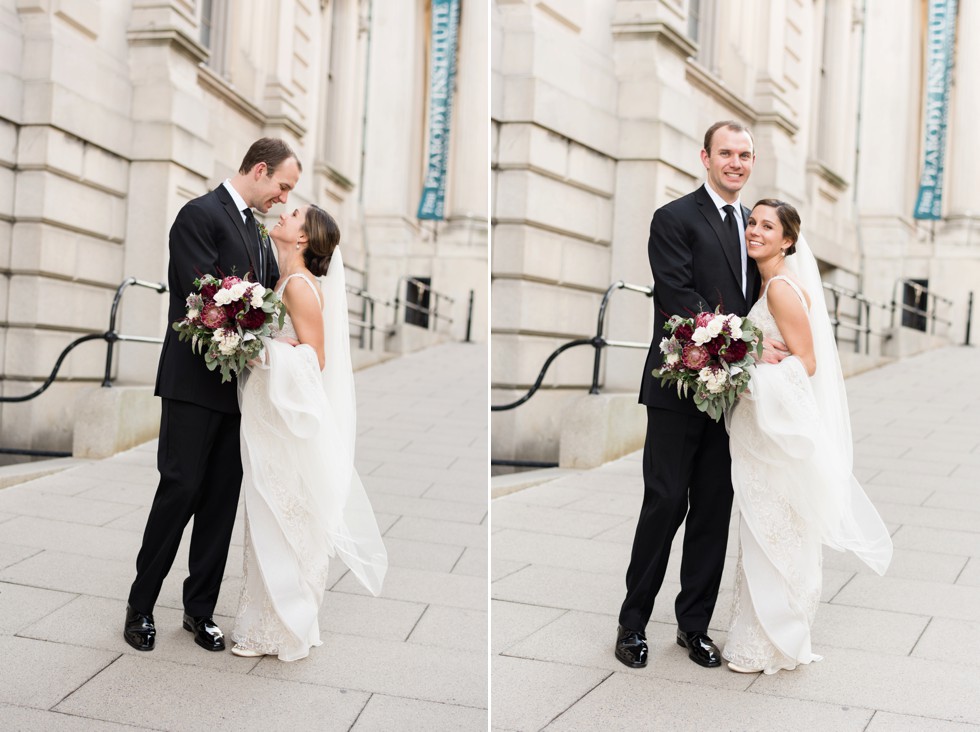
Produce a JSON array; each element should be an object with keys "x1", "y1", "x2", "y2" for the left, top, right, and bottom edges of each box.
[
  {"x1": 221, "y1": 276, "x2": 242, "y2": 289},
  {"x1": 682, "y1": 343, "x2": 710, "y2": 370},
  {"x1": 201, "y1": 301, "x2": 228, "y2": 329}
]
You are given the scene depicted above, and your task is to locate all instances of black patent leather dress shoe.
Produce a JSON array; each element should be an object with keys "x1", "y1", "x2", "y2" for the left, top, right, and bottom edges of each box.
[
  {"x1": 124, "y1": 605, "x2": 155, "y2": 651},
  {"x1": 676, "y1": 629, "x2": 721, "y2": 667},
  {"x1": 615, "y1": 625, "x2": 648, "y2": 668},
  {"x1": 183, "y1": 613, "x2": 225, "y2": 652}
]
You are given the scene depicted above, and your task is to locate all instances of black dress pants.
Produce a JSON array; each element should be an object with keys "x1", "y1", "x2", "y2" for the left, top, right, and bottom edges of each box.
[
  {"x1": 128, "y1": 398, "x2": 243, "y2": 617},
  {"x1": 618, "y1": 406, "x2": 734, "y2": 633}
]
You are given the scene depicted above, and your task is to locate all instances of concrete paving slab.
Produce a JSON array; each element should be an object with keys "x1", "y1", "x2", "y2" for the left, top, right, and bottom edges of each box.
[
  {"x1": 378, "y1": 536, "x2": 464, "y2": 572},
  {"x1": 751, "y1": 647, "x2": 980, "y2": 725},
  {"x1": 956, "y1": 557, "x2": 980, "y2": 587},
  {"x1": 425, "y1": 480, "x2": 490, "y2": 504},
  {"x1": 0, "y1": 541, "x2": 42, "y2": 571},
  {"x1": 491, "y1": 500, "x2": 627, "y2": 539},
  {"x1": 370, "y1": 492, "x2": 487, "y2": 524},
  {"x1": 491, "y1": 601, "x2": 566, "y2": 655},
  {"x1": 252, "y1": 633, "x2": 486, "y2": 709},
  {"x1": 0, "y1": 581, "x2": 76, "y2": 635},
  {"x1": 866, "y1": 711, "x2": 980, "y2": 731},
  {"x1": 863, "y1": 482, "x2": 933, "y2": 506},
  {"x1": 385, "y1": 515, "x2": 488, "y2": 548},
  {"x1": 317, "y1": 588, "x2": 426, "y2": 641},
  {"x1": 361, "y1": 474, "x2": 432, "y2": 498},
  {"x1": 0, "y1": 635, "x2": 119, "y2": 710},
  {"x1": 0, "y1": 489, "x2": 137, "y2": 526},
  {"x1": 910, "y1": 616, "x2": 980, "y2": 667},
  {"x1": 891, "y1": 525, "x2": 980, "y2": 557},
  {"x1": 876, "y1": 501, "x2": 980, "y2": 533},
  {"x1": 0, "y1": 705, "x2": 144, "y2": 730},
  {"x1": 869, "y1": 470, "x2": 975, "y2": 492},
  {"x1": 832, "y1": 574, "x2": 980, "y2": 621},
  {"x1": 925, "y1": 490, "x2": 980, "y2": 512},
  {"x1": 453, "y1": 546, "x2": 488, "y2": 576},
  {"x1": 491, "y1": 656, "x2": 610, "y2": 732},
  {"x1": 491, "y1": 564, "x2": 622, "y2": 617},
  {"x1": 543, "y1": 673, "x2": 873, "y2": 731},
  {"x1": 0, "y1": 515, "x2": 143, "y2": 561},
  {"x1": 333, "y1": 563, "x2": 486, "y2": 610},
  {"x1": 54, "y1": 654, "x2": 368, "y2": 731},
  {"x1": 408, "y1": 605, "x2": 488, "y2": 651},
  {"x1": 810, "y1": 603, "x2": 928, "y2": 656},
  {"x1": 821, "y1": 545, "x2": 968, "y2": 583},
  {"x1": 490, "y1": 528, "x2": 629, "y2": 575},
  {"x1": 491, "y1": 557, "x2": 528, "y2": 582},
  {"x1": 497, "y1": 482, "x2": 592, "y2": 508},
  {"x1": 351, "y1": 694, "x2": 488, "y2": 731},
  {"x1": 0, "y1": 550, "x2": 133, "y2": 600}
]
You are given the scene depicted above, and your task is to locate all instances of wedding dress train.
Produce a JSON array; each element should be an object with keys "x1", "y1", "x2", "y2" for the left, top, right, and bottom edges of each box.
[
  {"x1": 232, "y1": 255, "x2": 387, "y2": 661},
  {"x1": 723, "y1": 247, "x2": 892, "y2": 674}
]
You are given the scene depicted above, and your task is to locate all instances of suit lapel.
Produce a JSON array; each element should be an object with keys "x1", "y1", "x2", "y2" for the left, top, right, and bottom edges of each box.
[
  {"x1": 214, "y1": 185, "x2": 260, "y2": 280},
  {"x1": 695, "y1": 186, "x2": 743, "y2": 300}
]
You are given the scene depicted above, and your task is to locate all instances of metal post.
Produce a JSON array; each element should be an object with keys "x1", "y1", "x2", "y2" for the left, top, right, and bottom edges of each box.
[
  {"x1": 465, "y1": 289, "x2": 474, "y2": 342},
  {"x1": 967, "y1": 291, "x2": 974, "y2": 346}
]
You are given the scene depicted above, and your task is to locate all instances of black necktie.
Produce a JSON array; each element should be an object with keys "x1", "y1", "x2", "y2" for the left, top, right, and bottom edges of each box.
[
  {"x1": 722, "y1": 204, "x2": 743, "y2": 294},
  {"x1": 243, "y1": 208, "x2": 264, "y2": 282}
]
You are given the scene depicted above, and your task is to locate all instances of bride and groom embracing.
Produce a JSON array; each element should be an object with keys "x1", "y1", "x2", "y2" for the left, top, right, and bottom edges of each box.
[
  {"x1": 123, "y1": 137, "x2": 387, "y2": 661},
  {"x1": 615, "y1": 121, "x2": 893, "y2": 675}
]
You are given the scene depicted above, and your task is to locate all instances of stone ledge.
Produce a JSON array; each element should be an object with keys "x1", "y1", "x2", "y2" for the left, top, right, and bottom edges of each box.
[
  {"x1": 0, "y1": 457, "x2": 89, "y2": 490},
  {"x1": 559, "y1": 393, "x2": 646, "y2": 470},
  {"x1": 72, "y1": 385, "x2": 160, "y2": 460}
]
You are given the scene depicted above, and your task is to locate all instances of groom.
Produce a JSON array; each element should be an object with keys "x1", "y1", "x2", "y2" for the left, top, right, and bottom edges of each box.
[
  {"x1": 615, "y1": 121, "x2": 783, "y2": 669},
  {"x1": 124, "y1": 138, "x2": 302, "y2": 652}
]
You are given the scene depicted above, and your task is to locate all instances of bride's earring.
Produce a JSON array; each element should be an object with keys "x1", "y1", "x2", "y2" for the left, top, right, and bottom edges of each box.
[{"x1": 295, "y1": 244, "x2": 300, "y2": 250}]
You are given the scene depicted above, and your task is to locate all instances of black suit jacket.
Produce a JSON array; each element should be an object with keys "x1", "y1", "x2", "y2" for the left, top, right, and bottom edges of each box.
[
  {"x1": 639, "y1": 185, "x2": 760, "y2": 414},
  {"x1": 155, "y1": 184, "x2": 280, "y2": 414}
]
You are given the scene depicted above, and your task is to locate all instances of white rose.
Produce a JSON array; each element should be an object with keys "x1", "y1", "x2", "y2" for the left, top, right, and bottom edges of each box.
[
  {"x1": 705, "y1": 318, "x2": 723, "y2": 338},
  {"x1": 187, "y1": 308, "x2": 200, "y2": 319},
  {"x1": 665, "y1": 352, "x2": 680, "y2": 366},
  {"x1": 213, "y1": 289, "x2": 233, "y2": 305},
  {"x1": 729, "y1": 324, "x2": 743, "y2": 339},
  {"x1": 229, "y1": 282, "x2": 249, "y2": 300},
  {"x1": 692, "y1": 326, "x2": 710, "y2": 345}
]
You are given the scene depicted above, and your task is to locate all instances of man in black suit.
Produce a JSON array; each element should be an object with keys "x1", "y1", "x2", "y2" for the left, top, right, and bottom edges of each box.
[
  {"x1": 615, "y1": 121, "x2": 785, "y2": 669},
  {"x1": 124, "y1": 138, "x2": 302, "y2": 652}
]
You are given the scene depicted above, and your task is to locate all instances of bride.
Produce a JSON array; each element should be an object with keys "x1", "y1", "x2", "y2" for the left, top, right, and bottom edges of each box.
[
  {"x1": 723, "y1": 199, "x2": 892, "y2": 674},
  {"x1": 231, "y1": 204, "x2": 388, "y2": 661}
]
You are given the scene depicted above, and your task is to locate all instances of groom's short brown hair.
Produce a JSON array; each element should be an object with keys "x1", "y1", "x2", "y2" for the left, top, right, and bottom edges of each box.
[
  {"x1": 703, "y1": 121, "x2": 754, "y2": 155},
  {"x1": 238, "y1": 137, "x2": 302, "y2": 175}
]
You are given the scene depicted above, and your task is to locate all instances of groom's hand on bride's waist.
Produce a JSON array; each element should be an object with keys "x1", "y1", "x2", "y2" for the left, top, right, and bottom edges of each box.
[{"x1": 760, "y1": 338, "x2": 790, "y2": 364}]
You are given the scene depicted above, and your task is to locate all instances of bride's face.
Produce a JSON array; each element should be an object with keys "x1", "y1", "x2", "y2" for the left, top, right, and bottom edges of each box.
[
  {"x1": 270, "y1": 205, "x2": 310, "y2": 248},
  {"x1": 746, "y1": 206, "x2": 793, "y2": 261}
]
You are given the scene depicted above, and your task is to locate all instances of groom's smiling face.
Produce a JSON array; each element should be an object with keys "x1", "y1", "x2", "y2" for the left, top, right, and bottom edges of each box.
[
  {"x1": 250, "y1": 157, "x2": 302, "y2": 214},
  {"x1": 701, "y1": 127, "x2": 755, "y2": 203}
]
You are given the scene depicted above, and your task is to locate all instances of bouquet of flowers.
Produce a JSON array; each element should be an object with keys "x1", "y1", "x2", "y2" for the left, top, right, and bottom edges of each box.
[
  {"x1": 652, "y1": 308, "x2": 764, "y2": 421},
  {"x1": 173, "y1": 273, "x2": 285, "y2": 383}
]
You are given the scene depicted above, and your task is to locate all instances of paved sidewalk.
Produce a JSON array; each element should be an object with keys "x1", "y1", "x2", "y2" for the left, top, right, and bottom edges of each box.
[
  {"x1": 492, "y1": 345, "x2": 980, "y2": 731},
  {"x1": 0, "y1": 342, "x2": 488, "y2": 731}
]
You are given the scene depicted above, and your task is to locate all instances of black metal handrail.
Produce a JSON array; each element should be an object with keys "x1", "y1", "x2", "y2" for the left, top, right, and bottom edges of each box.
[
  {"x1": 491, "y1": 281, "x2": 653, "y2": 412},
  {"x1": 0, "y1": 277, "x2": 167, "y2": 457},
  {"x1": 393, "y1": 275, "x2": 455, "y2": 331},
  {"x1": 822, "y1": 282, "x2": 892, "y2": 354},
  {"x1": 892, "y1": 278, "x2": 954, "y2": 335},
  {"x1": 346, "y1": 284, "x2": 392, "y2": 350}
]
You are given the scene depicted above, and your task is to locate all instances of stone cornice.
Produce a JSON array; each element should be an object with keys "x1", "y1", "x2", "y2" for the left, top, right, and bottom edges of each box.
[
  {"x1": 611, "y1": 20, "x2": 698, "y2": 59},
  {"x1": 807, "y1": 159, "x2": 849, "y2": 192},
  {"x1": 126, "y1": 26, "x2": 209, "y2": 65},
  {"x1": 684, "y1": 58, "x2": 756, "y2": 122},
  {"x1": 314, "y1": 161, "x2": 356, "y2": 192},
  {"x1": 196, "y1": 65, "x2": 264, "y2": 127},
  {"x1": 264, "y1": 114, "x2": 307, "y2": 139}
]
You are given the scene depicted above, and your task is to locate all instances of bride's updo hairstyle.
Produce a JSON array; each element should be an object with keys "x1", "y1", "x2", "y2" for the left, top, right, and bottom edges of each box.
[
  {"x1": 754, "y1": 198, "x2": 801, "y2": 255},
  {"x1": 302, "y1": 204, "x2": 340, "y2": 276}
]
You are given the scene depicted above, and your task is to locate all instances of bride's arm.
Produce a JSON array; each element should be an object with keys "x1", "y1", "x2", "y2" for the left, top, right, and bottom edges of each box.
[
  {"x1": 282, "y1": 278, "x2": 326, "y2": 370},
  {"x1": 767, "y1": 279, "x2": 815, "y2": 376}
]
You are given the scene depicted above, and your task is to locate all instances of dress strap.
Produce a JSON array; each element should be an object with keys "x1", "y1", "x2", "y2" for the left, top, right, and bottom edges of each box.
[
  {"x1": 763, "y1": 275, "x2": 809, "y2": 311},
  {"x1": 278, "y1": 273, "x2": 322, "y2": 308}
]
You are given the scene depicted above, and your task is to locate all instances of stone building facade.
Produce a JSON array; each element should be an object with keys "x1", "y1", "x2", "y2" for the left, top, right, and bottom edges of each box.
[
  {"x1": 491, "y1": 0, "x2": 978, "y2": 467},
  {"x1": 0, "y1": 0, "x2": 488, "y2": 457}
]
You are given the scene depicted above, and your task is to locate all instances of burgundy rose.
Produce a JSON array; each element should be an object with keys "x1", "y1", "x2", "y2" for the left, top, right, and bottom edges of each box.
[
  {"x1": 704, "y1": 336, "x2": 725, "y2": 356},
  {"x1": 238, "y1": 306, "x2": 267, "y2": 330},
  {"x1": 721, "y1": 339, "x2": 748, "y2": 363},
  {"x1": 682, "y1": 343, "x2": 710, "y2": 370},
  {"x1": 201, "y1": 301, "x2": 228, "y2": 329},
  {"x1": 225, "y1": 299, "x2": 245, "y2": 318},
  {"x1": 674, "y1": 323, "x2": 694, "y2": 342}
]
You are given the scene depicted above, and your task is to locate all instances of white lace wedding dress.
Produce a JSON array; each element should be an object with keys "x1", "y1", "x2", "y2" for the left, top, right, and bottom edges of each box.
[
  {"x1": 723, "y1": 273, "x2": 892, "y2": 674},
  {"x1": 231, "y1": 263, "x2": 387, "y2": 661}
]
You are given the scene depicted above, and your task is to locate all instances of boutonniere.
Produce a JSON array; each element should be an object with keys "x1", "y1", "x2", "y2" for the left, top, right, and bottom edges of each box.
[{"x1": 256, "y1": 222, "x2": 270, "y2": 241}]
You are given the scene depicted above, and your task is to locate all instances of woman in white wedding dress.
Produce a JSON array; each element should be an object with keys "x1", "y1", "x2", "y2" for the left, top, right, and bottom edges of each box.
[
  {"x1": 231, "y1": 204, "x2": 387, "y2": 661},
  {"x1": 723, "y1": 199, "x2": 892, "y2": 675}
]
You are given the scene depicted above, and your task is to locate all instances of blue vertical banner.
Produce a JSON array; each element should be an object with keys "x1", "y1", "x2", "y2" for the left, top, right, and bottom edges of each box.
[
  {"x1": 417, "y1": 0, "x2": 461, "y2": 220},
  {"x1": 913, "y1": 0, "x2": 958, "y2": 220}
]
